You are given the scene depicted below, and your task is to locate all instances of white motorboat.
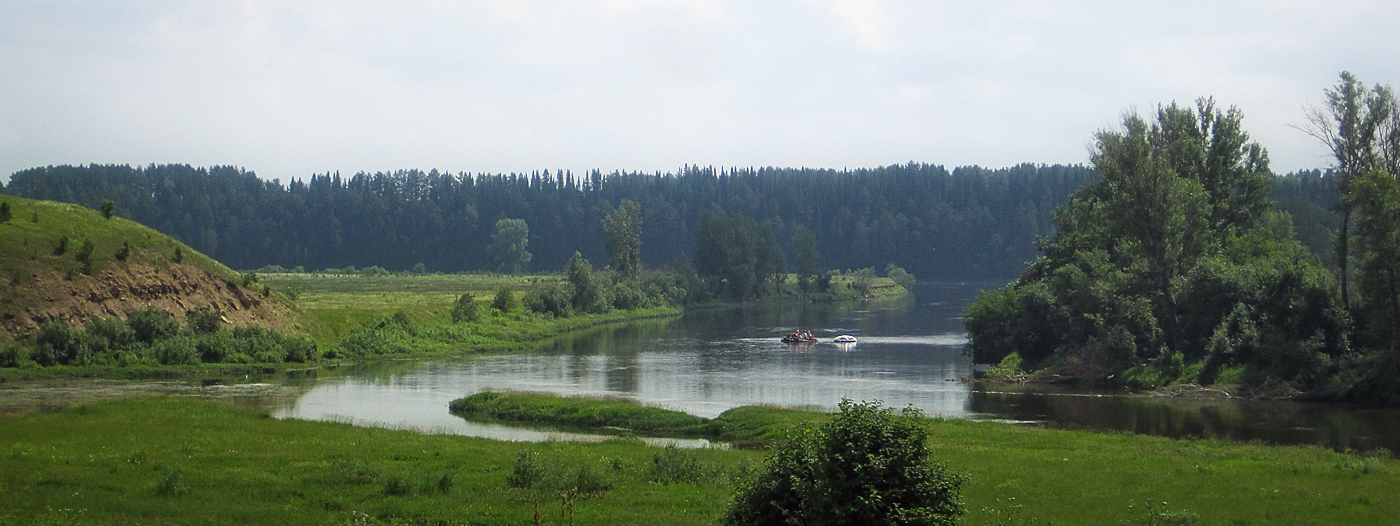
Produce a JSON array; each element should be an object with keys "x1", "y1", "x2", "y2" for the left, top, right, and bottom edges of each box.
[{"x1": 833, "y1": 335, "x2": 857, "y2": 343}]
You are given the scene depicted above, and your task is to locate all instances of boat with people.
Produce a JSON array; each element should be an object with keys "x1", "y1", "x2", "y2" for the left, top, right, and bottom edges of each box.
[{"x1": 781, "y1": 329, "x2": 818, "y2": 344}]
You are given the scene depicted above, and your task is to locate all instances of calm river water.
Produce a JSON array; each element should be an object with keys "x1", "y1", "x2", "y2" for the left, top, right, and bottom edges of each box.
[{"x1": 266, "y1": 283, "x2": 1400, "y2": 452}]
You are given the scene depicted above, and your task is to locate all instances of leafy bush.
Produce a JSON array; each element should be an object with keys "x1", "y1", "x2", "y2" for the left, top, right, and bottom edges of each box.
[
  {"x1": 127, "y1": 308, "x2": 180, "y2": 344},
  {"x1": 725, "y1": 399, "x2": 965, "y2": 526},
  {"x1": 651, "y1": 445, "x2": 717, "y2": 485},
  {"x1": 450, "y1": 293, "x2": 480, "y2": 323},
  {"x1": 492, "y1": 287, "x2": 521, "y2": 313},
  {"x1": 152, "y1": 336, "x2": 199, "y2": 366},
  {"x1": 186, "y1": 308, "x2": 224, "y2": 335},
  {"x1": 523, "y1": 283, "x2": 573, "y2": 318}
]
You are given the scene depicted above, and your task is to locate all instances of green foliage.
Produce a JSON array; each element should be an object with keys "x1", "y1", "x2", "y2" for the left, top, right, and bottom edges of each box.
[
  {"x1": 567, "y1": 252, "x2": 609, "y2": 314},
  {"x1": 603, "y1": 199, "x2": 643, "y2": 278},
  {"x1": 965, "y1": 99, "x2": 1347, "y2": 389},
  {"x1": 726, "y1": 399, "x2": 965, "y2": 526},
  {"x1": 172, "y1": 246, "x2": 183, "y2": 263},
  {"x1": 4, "y1": 163, "x2": 1097, "y2": 282},
  {"x1": 886, "y1": 262, "x2": 916, "y2": 290},
  {"x1": 650, "y1": 445, "x2": 721, "y2": 485},
  {"x1": 488, "y1": 218, "x2": 532, "y2": 274},
  {"x1": 7, "y1": 308, "x2": 315, "y2": 369},
  {"x1": 100, "y1": 199, "x2": 115, "y2": 220},
  {"x1": 0, "y1": 201, "x2": 10, "y2": 223},
  {"x1": 74, "y1": 238, "x2": 95, "y2": 274},
  {"x1": 114, "y1": 241, "x2": 130, "y2": 261},
  {"x1": 523, "y1": 283, "x2": 574, "y2": 318},
  {"x1": 694, "y1": 210, "x2": 787, "y2": 301},
  {"x1": 450, "y1": 293, "x2": 480, "y2": 323},
  {"x1": 186, "y1": 308, "x2": 224, "y2": 335},
  {"x1": 127, "y1": 307, "x2": 179, "y2": 343},
  {"x1": 52, "y1": 235, "x2": 68, "y2": 256},
  {"x1": 492, "y1": 287, "x2": 521, "y2": 313}
]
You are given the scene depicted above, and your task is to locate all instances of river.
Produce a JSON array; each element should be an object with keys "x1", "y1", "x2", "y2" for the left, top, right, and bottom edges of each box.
[{"x1": 265, "y1": 283, "x2": 1400, "y2": 452}]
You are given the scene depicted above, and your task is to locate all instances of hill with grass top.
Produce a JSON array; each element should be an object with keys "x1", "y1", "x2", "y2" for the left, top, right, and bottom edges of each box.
[{"x1": 0, "y1": 195, "x2": 294, "y2": 341}]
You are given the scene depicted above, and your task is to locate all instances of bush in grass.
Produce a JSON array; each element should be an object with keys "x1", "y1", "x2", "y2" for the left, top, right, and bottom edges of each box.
[
  {"x1": 725, "y1": 399, "x2": 965, "y2": 526},
  {"x1": 523, "y1": 283, "x2": 574, "y2": 318},
  {"x1": 450, "y1": 293, "x2": 480, "y2": 323},
  {"x1": 492, "y1": 287, "x2": 521, "y2": 313},
  {"x1": 651, "y1": 445, "x2": 717, "y2": 484}
]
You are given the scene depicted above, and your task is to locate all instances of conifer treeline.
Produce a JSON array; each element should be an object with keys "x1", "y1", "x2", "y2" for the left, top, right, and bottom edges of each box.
[{"x1": 2, "y1": 163, "x2": 1097, "y2": 279}]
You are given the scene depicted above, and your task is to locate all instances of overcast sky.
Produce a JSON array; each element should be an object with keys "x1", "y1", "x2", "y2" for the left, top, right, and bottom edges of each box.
[{"x1": 2, "y1": 1, "x2": 1397, "y2": 183}]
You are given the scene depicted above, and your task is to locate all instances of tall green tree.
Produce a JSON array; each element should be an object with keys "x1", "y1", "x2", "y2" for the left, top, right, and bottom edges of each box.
[
  {"x1": 1350, "y1": 170, "x2": 1400, "y2": 353},
  {"x1": 488, "y1": 218, "x2": 532, "y2": 274},
  {"x1": 792, "y1": 225, "x2": 820, "y2": 293},
  {"x1": 602, "y1": 199, "x2": 642, "y2": 278},
  {"x1": 1302, "y1": 72, "x2": 1397, "y2": 306}
]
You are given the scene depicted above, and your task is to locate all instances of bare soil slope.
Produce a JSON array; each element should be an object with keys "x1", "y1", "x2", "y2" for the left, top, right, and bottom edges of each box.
[{"x1": 0, "y1": 196, "x2": 294, "y2": 340}]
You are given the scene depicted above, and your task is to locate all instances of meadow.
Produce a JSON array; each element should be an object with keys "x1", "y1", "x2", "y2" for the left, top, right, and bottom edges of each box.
[{"x1": 1, "y1": 397, "x2": 1395, "y2": 525}]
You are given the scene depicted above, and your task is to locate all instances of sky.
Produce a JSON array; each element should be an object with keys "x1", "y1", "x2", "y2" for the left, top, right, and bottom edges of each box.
[{"x1": 2, "y1": 1, "x2": 1398, "y2": 184}]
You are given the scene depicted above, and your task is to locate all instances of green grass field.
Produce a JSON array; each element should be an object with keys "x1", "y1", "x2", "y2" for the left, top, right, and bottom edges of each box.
[
  {"x1": 1, "y1": 397, "x2": 1395, "y2": 525},
  {"x1": 260, "y1": 272, "x2": 568, "y2": 349}
]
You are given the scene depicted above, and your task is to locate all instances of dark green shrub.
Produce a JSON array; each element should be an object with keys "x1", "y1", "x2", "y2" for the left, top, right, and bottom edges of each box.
[
  {"x1": 53, "y1": 235, "x2": 68, "y2": 256},
  {"x1": 569, "y1": 464, "x2": 612, "y2": 497},
  {"x1": 172, "y1": 247, "x2": 183, "y2": 263},
  {"x1": 451, "y1": 293, "x2": 480, "y2": 323},
  {"x1": 153, "y1": 336, "x2": 199, "y2": 365},
  {"x1": 506, "y1": 451, "x2": 547, "y2": 491},
  {"x1": 611, "y1": 279, "x2": 647, "y2": 311},
  {"x1": 186, "y1": 308, "x2": 224, "y2": 335},
  {"x1": 282, "y1": 336, "x2": 317, "y2": 363},
  {"x1": 651, "y1": 445, "x2": 714, "y2": 484},
  {"x1": 114, "y1": 241, "x2": 130, "y2": 261},
  {"x1": 523, "y1": 284, "x2": 573, "y2": 318},
  {"x1": 35, "y1": 320, "x2": 84, "y2": 366},
  {"x1": 725, "y1": 399, "x2": 965, "y2": 526},
  {"x1": 0, "y1": 201, "x2": 11, "y2": 223},
  {"x1": 127, "y1": 308, "x2": 179, "y2": 343},
  {"x1": 492, "y1": 287, "x2": 521, "y2": 313},
  {"x1": 100, "y1": 199, "x2": 115, "y2": 219}
]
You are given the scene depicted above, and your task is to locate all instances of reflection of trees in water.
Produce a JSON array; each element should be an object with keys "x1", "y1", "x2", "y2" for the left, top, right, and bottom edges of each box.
[{"x1": 968, "y1": 389, "x2": 1400, "y2": 451}]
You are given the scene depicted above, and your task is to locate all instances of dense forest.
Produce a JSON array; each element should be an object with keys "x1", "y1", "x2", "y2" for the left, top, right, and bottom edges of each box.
[{"x1": 0, "y1": 163, "x2": 1096, "y2": 281}]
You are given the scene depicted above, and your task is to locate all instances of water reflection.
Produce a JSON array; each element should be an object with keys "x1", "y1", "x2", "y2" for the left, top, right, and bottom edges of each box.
[{"x1": 263, "y1": 283, "x2": 1400, "y2": 452}]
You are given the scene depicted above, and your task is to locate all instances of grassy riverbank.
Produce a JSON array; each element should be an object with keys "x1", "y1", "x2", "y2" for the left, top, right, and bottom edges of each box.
[{"x1": 2, "y1": 397, "x2": 1396, "y2": 525}]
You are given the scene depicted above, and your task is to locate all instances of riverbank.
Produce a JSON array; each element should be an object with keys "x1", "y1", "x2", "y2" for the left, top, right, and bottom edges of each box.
[{"x1": 1, "y1": 397, "x2": 1395, "y2": 525}]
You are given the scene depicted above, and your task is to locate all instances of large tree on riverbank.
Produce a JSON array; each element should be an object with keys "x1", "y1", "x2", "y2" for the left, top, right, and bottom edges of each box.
[{"x1": 965, "y1": 99, "x2": 1347, "y2": 388}]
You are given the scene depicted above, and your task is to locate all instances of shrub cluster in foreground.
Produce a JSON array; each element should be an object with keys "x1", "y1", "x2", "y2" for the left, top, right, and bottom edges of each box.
[{"x1": 0, "y1": 307, "x2": 316, "y2": 368}]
